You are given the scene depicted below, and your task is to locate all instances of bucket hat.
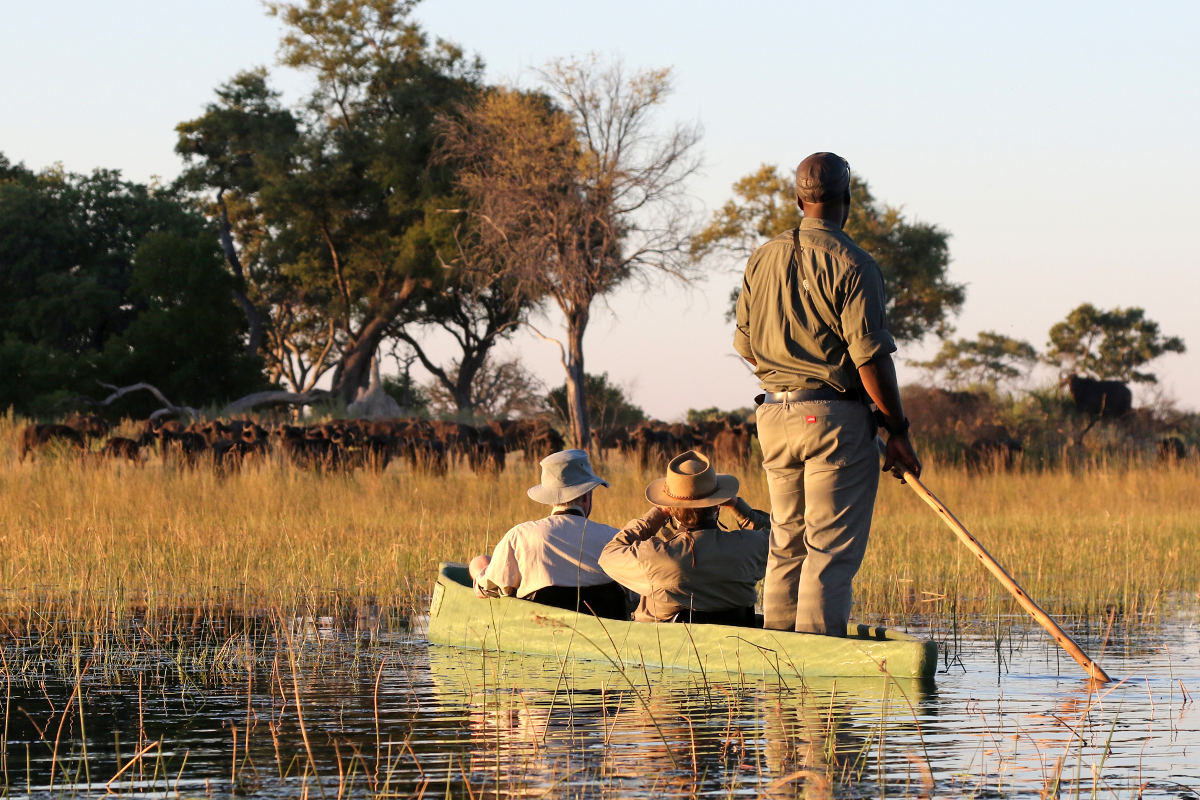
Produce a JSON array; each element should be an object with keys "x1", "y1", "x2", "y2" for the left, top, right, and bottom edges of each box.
[
  {"x1": 645, "y1": 450, "x2": 739, "y2": 509},
  {"x1": 527, "y1": 449, "x2": 609, "y2": 505}
]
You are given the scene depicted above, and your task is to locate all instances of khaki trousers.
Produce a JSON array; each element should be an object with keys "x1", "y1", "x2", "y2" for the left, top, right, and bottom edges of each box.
[{"x1": 756, "y1": 399, "x2": 879, "y2": 634}]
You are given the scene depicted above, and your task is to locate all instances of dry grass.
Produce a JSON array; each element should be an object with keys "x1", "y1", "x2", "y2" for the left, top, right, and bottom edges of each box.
[{"x1": 2, "y1": 416, "x2": 1197, "y2": 631}]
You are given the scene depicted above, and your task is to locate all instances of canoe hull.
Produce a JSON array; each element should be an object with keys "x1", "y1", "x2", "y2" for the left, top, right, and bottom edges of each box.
[{"x1": 428, "y1": 563, "x2": 937, "y2": 679}]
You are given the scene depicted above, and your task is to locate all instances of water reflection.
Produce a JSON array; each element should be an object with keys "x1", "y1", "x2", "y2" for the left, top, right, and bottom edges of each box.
[
  {"x1": 0, "y1": 612, "x2": 1196, "y2": 798},
  {"x1": 427, "y1": 648, "x2": 938, "y2": 798}
]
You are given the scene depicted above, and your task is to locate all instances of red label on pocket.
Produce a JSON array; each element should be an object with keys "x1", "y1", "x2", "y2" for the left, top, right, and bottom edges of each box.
[{"x1": 806, "y1": 415, "x2": 817, "y2": 424}]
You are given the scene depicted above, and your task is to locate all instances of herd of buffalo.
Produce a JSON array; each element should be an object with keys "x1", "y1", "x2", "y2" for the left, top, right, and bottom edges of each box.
[
  {"x1": 11, "y1": 375, "x2": 1191, "y2": 473},
  {"x1": 14, "y1": 414, "x2": 759, "y2": 475}
]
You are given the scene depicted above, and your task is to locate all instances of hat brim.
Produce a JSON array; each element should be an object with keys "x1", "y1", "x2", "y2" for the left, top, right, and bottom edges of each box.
[
  {"x1": 645, "y1": 474, "x2": 739, "y2": 508},
  {"x1": 527, "y1": 478, "x2": 608, "y2": 506}
]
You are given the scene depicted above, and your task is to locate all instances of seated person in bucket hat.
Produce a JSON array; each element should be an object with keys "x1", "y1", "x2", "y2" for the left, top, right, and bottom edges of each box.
[
  {"x1": 598, "y1": 450, "x2": 769, "y2": 625},
  {"x1": 469, "y1": 449, "x2": 628, "y2": 619}
]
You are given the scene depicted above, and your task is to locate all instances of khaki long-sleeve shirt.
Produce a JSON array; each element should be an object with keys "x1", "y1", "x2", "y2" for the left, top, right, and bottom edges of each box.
[
  {"x1": 598, "y1": 500, "x2": 769, "y2": 622},
  {"x1": 734, "y1": 217, "x2": 896, "y2": 393}
]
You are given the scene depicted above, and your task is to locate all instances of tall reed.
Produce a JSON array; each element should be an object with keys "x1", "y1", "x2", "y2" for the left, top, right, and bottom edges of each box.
[{"x1": 3, "y1": 418, "x2": 1197, "y2": 633}]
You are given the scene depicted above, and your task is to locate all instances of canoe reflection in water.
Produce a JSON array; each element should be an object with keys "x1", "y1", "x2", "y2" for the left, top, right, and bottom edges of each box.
[{"x1": 429, "y1": 648, "x2": 938, "y2": 798}]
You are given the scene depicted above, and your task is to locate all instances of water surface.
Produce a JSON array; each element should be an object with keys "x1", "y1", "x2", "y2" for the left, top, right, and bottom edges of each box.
[{"x1": 3, "y1": 611, "x2": 1197, "y2": 798}]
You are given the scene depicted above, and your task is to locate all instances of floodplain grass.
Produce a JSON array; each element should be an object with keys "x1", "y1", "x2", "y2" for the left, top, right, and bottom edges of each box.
[{"x1": 2, "y1": 415, "x2": 1198, "y2": 637}]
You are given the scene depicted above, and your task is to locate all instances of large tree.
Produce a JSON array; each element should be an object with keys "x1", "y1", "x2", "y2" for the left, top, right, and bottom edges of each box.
[
  {"x1": 912, "y1": 330, "x2": 1038, "y2": 391},
  {"x1": 0, "y1": 157, "x2": 262, "y2": 415},
  {"x1": 176, "y1": 0, "x2": 480, "y2": 403},
  {"x1": 174, "y1": 69, "x2": 299, "y2": 361},
  {"x1": 694, "y1": 164, "x2": 966, "y2": 341},
  {"x1": 1045, "y1": 303, "x2": 1185, "y2": 384},
  {"x1": 438, "y1": 61, "x2": 701, "y2": 447}
]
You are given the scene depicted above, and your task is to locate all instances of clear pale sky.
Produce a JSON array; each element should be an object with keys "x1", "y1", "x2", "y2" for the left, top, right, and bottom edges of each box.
[{"x1": 3, "y1": 1, "x2": 1197, "y2": 419}]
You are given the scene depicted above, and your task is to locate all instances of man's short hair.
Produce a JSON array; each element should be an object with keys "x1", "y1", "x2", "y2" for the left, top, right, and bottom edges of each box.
[{"x1": 795, "y1": 152, "x2": 851, "y2": 203}]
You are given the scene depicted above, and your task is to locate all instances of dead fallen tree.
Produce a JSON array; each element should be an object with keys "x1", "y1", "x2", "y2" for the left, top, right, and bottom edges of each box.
[
  {"x1": 221, "y1": 390, "x2": 331, "y2": 416},
  {"x1": 95, "y1": 382, "x2": 201, "y2": 422},
  {"x1": 84, "y1": 382, "x2": 330, "y2": 421}
]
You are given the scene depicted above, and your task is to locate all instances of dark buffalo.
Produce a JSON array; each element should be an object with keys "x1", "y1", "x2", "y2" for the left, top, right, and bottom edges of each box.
[
  {"x1": 1158, "y1": 436, "x2": 1188, "y2": 461},
  {"x1": 18, "y1": 424, "x2": 87, "y2": 462},
  {"x1": 64, "y1": 413, "x2": 110, "y2": 441},
  {"x1": 101, "y1": 437, "x2": 145, "y2": 463},
  {"x1": 158, "y1": 429, "x2": 208, "y2": 468},
  {"x1": 713, "y1": 422, "x2": 757, "y2": 467},
  {"x1": 966, "y1": 435, "x2": 1023, "y2": 471},
  {"x1": 1067, "y1": 375, "x2": 1132, "y2": 418}
]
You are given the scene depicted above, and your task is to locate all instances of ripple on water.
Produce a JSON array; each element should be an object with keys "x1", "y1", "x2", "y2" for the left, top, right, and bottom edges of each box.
[{"x1": 2, "y1": 614, "x2": 1198, "y2": 798}]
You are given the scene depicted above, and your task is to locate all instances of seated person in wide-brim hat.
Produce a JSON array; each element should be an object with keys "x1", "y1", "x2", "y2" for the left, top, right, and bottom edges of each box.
[
  {"x1": 598, "y1": 450, "x2": 769, "y2": 625},
  {"x1": 469, "y1": 449, "x2": 628, "y2": 619}
]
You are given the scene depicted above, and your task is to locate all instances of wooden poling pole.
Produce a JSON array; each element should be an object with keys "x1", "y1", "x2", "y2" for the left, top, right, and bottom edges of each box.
[{"x1": 880, "y1": 442, "x2": 1112, "y2": 683}]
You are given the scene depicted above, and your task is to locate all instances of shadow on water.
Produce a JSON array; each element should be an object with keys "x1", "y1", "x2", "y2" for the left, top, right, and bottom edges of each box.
[{"x1": 1, "y1": 606, "x2": 1198, "y2": 798}]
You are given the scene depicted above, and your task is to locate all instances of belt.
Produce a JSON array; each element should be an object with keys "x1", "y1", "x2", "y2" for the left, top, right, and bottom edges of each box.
[{"x1": 755, "y1": 386, "x2": 866, "y2": 405}]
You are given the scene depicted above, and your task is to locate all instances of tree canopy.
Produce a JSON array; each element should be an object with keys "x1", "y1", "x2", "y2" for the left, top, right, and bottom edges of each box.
[
  {"x1": 438, "y1": 60, "x2": 701, "y2": 445},
  {"x1": 695, "y1": 164, "x2": 965, "y2": 342},
  {"x1": 1045, "y1": 303, "x2": 1185, "y2": 384},
  {"x1": 176, "y1": 0, "x2": 481, "y2": 404},
  {"x1": 912, "y1": 331, "x2": 1038, "y2": 391},
  {"x1": 0, "y1": 158, "x2": 263, "y2": 416}
]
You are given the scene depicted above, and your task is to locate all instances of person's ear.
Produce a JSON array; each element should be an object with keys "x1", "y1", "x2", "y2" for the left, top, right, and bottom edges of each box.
[{"x1": 796, "y1": 194, "x2": 805, "y2": 212}]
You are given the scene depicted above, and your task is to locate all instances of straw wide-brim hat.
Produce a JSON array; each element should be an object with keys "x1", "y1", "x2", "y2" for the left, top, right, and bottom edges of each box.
[
  {"x1": 527, "y1": 449, "x2": 609, "y2": 505},
  {"x1": 645, "y1": 450, "x2": 739, "y2": 509}
]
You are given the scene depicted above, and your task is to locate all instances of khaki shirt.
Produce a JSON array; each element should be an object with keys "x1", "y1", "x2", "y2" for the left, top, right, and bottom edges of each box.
[
  {"x1": 598, "y1": 500, "x2": 769, "y2": 622},
  {"x1": 476, "y1": 511, "x2": 620, "y2": 599},
  {"x1": 733, "y1": 217, "x2": 896, "y2": 393}
]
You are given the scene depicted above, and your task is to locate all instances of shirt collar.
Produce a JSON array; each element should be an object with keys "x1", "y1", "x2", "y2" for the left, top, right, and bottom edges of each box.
[
  {"x1": 551, "y1": 504, "x2": 586, "y2": 518},
  {"x1": 799, "y1": 217, "x2": 842, "y2": 233}
]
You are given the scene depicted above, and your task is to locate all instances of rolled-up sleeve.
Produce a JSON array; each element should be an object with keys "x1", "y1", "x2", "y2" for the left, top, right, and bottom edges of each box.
[
  {"x1": 733, "y1": 273, "x2": 754, "y2": 362},
  {"x1": 839, "y1": 257, "x2": 896, "y2": 367},
  {"x1": 476, "y1": 531, "x2": 521, "y2": 597},
  {"x1": 729, "y1": 498, "x2": 770, "y2": 531}
]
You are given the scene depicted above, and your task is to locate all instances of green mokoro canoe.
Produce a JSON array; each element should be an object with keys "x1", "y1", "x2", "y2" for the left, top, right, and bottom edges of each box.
[{"x1": 427, "y1": 563, "x2": 937, "y2": 679}]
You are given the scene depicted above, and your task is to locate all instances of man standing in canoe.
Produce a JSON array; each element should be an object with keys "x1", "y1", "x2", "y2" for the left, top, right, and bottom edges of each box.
[
  {"x1": 733, "y1": 151, "x2": 922, "y2": 636},
  {"x1": 598, "y1": 450, "x2": 769, "y2": 625},
  {"x1": 469, "y1": 449, "x2": 628, "y2": 619}
]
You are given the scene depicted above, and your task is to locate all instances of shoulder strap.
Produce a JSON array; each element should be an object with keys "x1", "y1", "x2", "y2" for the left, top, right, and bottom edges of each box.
[{"x1": 792, "y1": 226, "x2": 841, "y2": 339}]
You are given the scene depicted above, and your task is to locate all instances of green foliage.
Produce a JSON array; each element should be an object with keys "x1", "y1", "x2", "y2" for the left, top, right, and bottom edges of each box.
[
  {"x1": 381, "y1": 372, "x2": 429, "y2": 416},
  {"x1": 696, "y1": 165, "x2": 965, "y2": 341},
  {"x1": 103, "y1": 233, "x2": 266, "y2": 412},
  {"x1": 546, "y1": 373, "x2": 646, "y2": 430},
  {"x1": 1045, "y1": 303, "x2": 1186, "y2": 383},
  {"x1": 176, "y1": 0, "x2": 483, "y2": 401},
  {"x1": 685, "y1": 406, "x2": 754, "y2": 424},
  {"x1": 911, "y1": 331, "x2": 1038, "y2": 391},
  {"x1": 0, "y1": 158, "x2": 262, "y2": 416}
]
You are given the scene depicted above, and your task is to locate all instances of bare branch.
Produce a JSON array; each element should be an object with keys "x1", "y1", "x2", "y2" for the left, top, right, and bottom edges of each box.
[
  {"x1": 94, "y1": 383, "x2": 201, "y2": 421},
  {"x1": 222, "y1": 389, "x2": 331, "y2": 416},
  {"x1": 526, "y1": 321, "x2": 569, "y2": 373}
]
